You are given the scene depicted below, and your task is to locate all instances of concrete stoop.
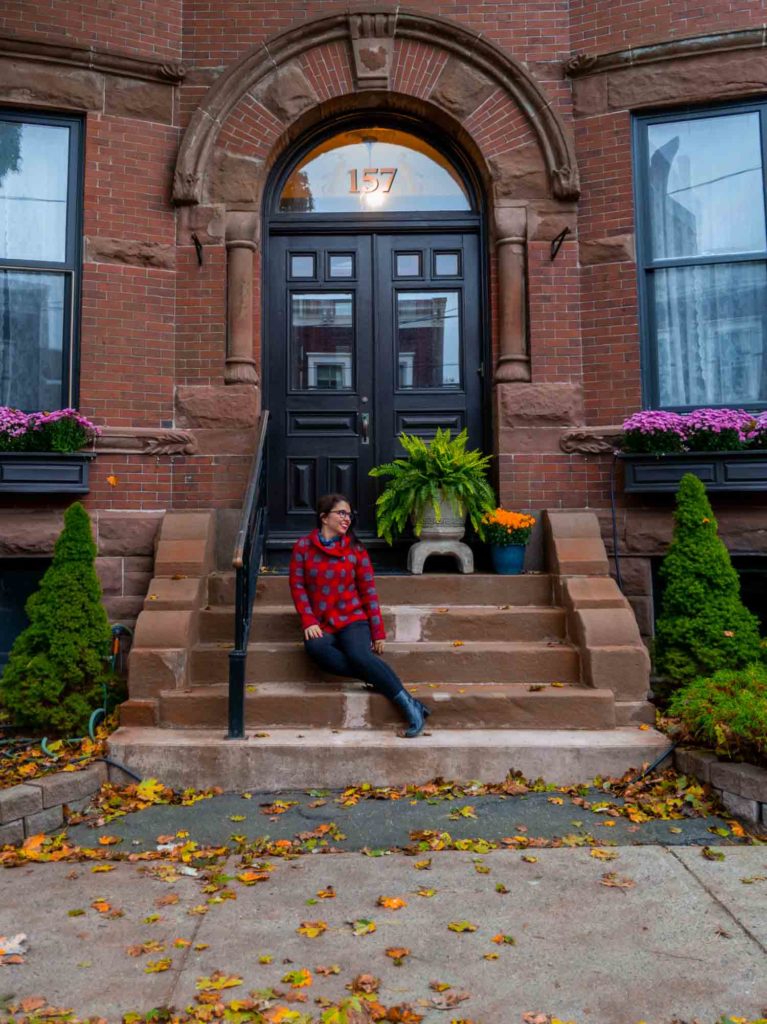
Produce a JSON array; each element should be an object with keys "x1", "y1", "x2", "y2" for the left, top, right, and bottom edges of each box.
[{"x1": 107, "y1": 726, "x2": 670, "y2": 790}]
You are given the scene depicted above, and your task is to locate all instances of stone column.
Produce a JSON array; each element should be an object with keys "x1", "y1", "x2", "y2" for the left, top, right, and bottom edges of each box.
[
  {"x1": 493, "y1": 206, "x2": 530, "y2": 383},
  {"x1": 225, "y1": 239, "x2": 258, "y2": 385}
]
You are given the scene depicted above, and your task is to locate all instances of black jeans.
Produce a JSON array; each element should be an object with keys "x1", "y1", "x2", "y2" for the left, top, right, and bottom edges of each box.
[{"x1": 304, "y1": 620, "x2": 404, "y2": 700}]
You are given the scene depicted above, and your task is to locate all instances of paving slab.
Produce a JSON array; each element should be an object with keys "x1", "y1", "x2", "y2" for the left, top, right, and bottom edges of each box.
[
  {"x1": 65, "y1": 788, "x2": 742, "y2": 853},
  {"x1": 672, "y1": 845, "x2": 767, "y2": 949},
  {"x1": 1, "y1": 849, "x2": 766, "y2": 1023}
]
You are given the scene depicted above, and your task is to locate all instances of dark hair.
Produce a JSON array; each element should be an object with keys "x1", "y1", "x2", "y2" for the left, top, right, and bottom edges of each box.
[{"x1": 315, "y1": 493, "x2": 361, "y2": 547}]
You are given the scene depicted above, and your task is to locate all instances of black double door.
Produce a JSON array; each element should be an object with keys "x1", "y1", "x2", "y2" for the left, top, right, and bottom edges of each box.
[{"x1": 266, "y1": 231, "x2": 483, "y2": 545}]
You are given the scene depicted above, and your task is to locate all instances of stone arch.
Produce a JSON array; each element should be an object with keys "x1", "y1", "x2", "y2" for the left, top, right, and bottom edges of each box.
[
  {"x1": 173, "y1": 7, "x2": 580, "y2": 209},
  {"x1": 176, "y1": 8, "x2": 581, "y2": 387}
]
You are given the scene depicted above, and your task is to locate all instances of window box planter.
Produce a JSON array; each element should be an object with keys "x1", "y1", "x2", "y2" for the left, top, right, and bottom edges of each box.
[
  {"x1": 0, "y1": 451, "x2": 96, "y2": 494},
  {"x1": 619, "y1": 451, "x2": 767, "y2": 494}
]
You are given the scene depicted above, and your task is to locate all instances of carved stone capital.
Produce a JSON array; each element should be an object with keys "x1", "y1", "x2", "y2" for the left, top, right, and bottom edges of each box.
[
  {"x1": 564, "y1": 53, "x2": 597, "y2": 76},
  {"x1": 559, "y1": 427, "x2": 623, "y2": 454},
  {"x1": 348, "y1": 12, "x2": 396, "y2": 90},
  {"x1": 96, "y1": 427, "x2": 198, "y2": 456},
  {"x1": 173, "y1": 169, "x2": 204, "y2": 206},
  {"x1": 224, "y1": 357, "x2": 259, "y2": 386}
]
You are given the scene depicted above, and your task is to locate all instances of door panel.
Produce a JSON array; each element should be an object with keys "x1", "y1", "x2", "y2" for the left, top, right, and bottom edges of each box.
[
  {"x1": 267, "y1": 235, "x2": 375, "y2": 540},
  {"x1": 266, "y1": 231, "x2": 483, "y2": 545}
]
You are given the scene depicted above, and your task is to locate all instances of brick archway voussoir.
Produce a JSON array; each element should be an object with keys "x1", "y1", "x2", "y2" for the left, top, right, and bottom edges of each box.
[{"x1": 172, "y1": 7, "x2": 580, "y2": 208}]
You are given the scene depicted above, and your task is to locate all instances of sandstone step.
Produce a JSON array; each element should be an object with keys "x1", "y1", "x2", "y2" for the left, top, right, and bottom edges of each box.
[
  {"x1": 207, "y1": 572, "x2": 554, "y2": 608},
  {"x1": 190, "y1": 640, "x2": 581, "y2": 686},
  {"x1": 108, "y1": 725, "x2": 671, "y2": 789},
  {"x1": 157, "y1": 681, "x2": 614, "y2": 730},
  {"x1": 198, "y1": 604, "x2": 567, "y2": 644}
]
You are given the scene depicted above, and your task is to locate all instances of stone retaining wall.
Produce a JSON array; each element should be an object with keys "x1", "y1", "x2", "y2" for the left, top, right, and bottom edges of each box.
[
  {"x1": 675, "y1": 747, "x2": 767, "y2": 826},
  {"x1": 0, "y1": 764, "x2": 107, "y2": 845}
]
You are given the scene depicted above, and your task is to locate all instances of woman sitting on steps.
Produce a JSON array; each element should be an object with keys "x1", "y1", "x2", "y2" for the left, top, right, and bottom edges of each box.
[{"x1": 288, "y1": 492, "x2": 429, "y2": 738}]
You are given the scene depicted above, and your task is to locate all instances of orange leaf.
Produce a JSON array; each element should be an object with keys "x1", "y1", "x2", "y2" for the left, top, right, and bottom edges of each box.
[{"x1": 377, "y1": 896, "x2": 407, "y2": 910}]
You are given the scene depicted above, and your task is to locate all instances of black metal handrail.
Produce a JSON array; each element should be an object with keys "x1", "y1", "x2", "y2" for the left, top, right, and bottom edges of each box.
[{"x1": 228, "y1": 410, "x2": 269, "y2": 739}]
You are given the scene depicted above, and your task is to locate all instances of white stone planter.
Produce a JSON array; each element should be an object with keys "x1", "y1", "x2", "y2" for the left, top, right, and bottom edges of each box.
[{"x1": 408, "y1": 496, "x2": 473, "y2": 574}]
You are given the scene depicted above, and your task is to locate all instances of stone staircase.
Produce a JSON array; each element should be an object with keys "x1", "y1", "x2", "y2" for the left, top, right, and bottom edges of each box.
[
  {"x1": 110, "y1": 510, "x2": 669, "y2": 788},
  {"x1": 157, "y1": 573, "x2": 616, "y2": 732}
]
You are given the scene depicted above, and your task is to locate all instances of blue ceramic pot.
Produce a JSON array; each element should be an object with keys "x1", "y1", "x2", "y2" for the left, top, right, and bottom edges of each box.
[{"x1": 490, "y1": 543, "x2": 526, "y2": 574}]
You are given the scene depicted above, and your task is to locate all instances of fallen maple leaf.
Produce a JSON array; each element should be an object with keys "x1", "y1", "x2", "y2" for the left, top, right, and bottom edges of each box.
[
  {"x1": 431, "y1": 989, "x2": 470, "y2": 1009},
  {"x1": 238, "y1": 870, "x2": 271, "y2": 885},
  {"x1": 491, "y1": 934, "x2": 516, "y2": 945},
  {"x1": 377, "y1": 896, "x2": 407, "y2": 910},
  {"x1": 350, "y1": 918, "x2": 376, "y2": 936},
  {"x1": 413, "y1": 858, "x2": 432, "y2": 870},
  {"x1": 196, "y1": 972, "x2": 243, "y2": 990},
  {"x1": 348, "y1": 973, "x2": 380, "y2": 993},
  {"x1": 281, "y1": 968, "x2": 312, "y2": 988},
  {"x1": 417, "y1": 887, "x2": 437, "y2": 897},
  {"x1": 316, "y1": 886, "x2": 336, "y2": 899},
  {"x1": 91, "y1": 900, "x2": 111, "y2": 914},
  {"x1": 448, "y1": 921, "x2": 477, "y2": 933},
  {"x1": 590, "y1": 849, "x2": 619, "y2": 861},
  {"x1": 144, "y1": 958, "x2": 172, "y2": 973},
  {"x1": 297, "y1": 920, "x2": 328, "y2": 938},
  {"x1": 315, "y1": 964, "x2": 341, "y2": 975},
  {"x1": 600, "y1": 872, "x2": 635, "y2": 889},
  {"x1": 385, "y1": 946, "x2": 411, "y2": 965}
]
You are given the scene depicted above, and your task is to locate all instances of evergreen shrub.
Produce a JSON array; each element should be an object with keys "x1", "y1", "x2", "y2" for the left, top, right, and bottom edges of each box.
[
  {"x1": 668, "y1": 663, "x2": 767, "y2": 764},
  {"x1": 0, "y1": 502, "x2": 114, "y2": 735},
  {"x1": 654, "y1": 474, "x2": 764, "y2": 686}
]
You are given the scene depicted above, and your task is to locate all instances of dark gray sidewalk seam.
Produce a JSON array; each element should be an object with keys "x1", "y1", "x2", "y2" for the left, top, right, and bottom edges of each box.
[{"x1": 667, "y1": 846, "x2": 767, "y2": 955}]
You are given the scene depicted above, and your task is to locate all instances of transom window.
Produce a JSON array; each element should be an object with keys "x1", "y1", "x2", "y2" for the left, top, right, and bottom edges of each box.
[
  {"x1": 634, "y1": 103, "x2": 767, "y2": 409},
  {"x1": 0, "y1": 111, "x2": 82, "y2": 411},
  {"x1": 278, "y1": 127, "x2": 473, "y2": 214}
]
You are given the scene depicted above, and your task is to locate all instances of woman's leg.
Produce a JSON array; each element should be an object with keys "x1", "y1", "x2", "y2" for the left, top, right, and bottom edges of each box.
[
  {"x1": 335, "y1": 622, "x2": 404, "y2": 700},
  {"x1": 304, "y1": 631, "x2": 360, "y2": 679}
]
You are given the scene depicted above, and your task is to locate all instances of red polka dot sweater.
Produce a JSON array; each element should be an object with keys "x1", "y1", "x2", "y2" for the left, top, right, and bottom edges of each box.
[{"x1": 288, "y1": 529, "x2": 386, "y2": 641}]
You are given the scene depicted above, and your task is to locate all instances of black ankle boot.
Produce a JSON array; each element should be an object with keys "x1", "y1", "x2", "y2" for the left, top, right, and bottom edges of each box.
[{"x1": 392, "y1": 689, "x2": 428, "y2": 738}]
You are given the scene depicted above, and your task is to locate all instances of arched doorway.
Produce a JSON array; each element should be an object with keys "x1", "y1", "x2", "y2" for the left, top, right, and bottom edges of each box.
[{"x1": 264, "y1": 115, "x2": 487, "y2": 554}]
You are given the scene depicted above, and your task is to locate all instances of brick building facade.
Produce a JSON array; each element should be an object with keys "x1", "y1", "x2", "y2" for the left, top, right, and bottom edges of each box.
[{"x1": 1, "y1": 1, "x2": 766, "y2": 660}]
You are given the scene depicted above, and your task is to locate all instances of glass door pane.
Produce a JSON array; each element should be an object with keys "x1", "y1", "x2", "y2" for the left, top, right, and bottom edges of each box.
[
  {"x1": 290, "y1": 292, "x2": 354, "y2": 391},
  {"x1": 396, "y1": 290, "x2": 461, "y2": 389}
]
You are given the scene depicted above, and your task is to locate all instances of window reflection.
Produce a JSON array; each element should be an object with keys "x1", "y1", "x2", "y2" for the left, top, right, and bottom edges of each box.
[
  {"x1": 647, "y1": 113, "x2": 766, "y2": 260},
  {"x1": 279, "y1": 127, "x2": 472, "y2": 214},
  {"x1": 396, "y1": 291, "x2": 461, "y2": 389},
  {"x1": 291, "y1": 293, "x2": 354, "y2": 391}
]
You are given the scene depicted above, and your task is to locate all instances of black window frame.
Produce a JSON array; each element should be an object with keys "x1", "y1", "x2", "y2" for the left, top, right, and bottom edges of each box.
[
  {"x1": 633, "y1": 98, "x2": 767, "y2": 412},
  {"x1": 0, "y1": 108, "x2": 84, "y2": 411}
]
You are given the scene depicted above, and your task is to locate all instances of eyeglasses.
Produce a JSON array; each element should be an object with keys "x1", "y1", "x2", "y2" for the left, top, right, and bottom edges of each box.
[{"x1": 330, "y1": 509, "x2": 353, "y2": 520}]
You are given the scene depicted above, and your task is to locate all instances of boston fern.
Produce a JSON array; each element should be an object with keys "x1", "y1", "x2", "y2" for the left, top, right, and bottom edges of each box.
[{"x1": 369, "y1": 428, "x2": 495, "y2": 544}]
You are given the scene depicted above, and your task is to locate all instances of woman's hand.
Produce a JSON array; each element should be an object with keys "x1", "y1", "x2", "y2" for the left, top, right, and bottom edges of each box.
[
  {"x1": 372, "y1": 639, "x2": 385, "y2": 655},
  {"x1": 304, "y1": 625, "x2": 323, "y2": 640}
]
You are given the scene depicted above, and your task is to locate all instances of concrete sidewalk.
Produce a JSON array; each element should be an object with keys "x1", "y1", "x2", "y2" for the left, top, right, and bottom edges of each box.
[{"x1": 1, "y1": 845, "x2": 766, "y2": 1022}]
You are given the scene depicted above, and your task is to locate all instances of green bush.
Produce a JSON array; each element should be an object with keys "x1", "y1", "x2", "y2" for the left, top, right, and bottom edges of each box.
[
  {"x1": 0, "y1": 502, "x2": 113, "y2": 735},
  {"x1": 668, "y1": 663, "x2": 767, "y2": 764},
  {"x1": 654, "y1": 474, "x2": 764, "y2": 686}
]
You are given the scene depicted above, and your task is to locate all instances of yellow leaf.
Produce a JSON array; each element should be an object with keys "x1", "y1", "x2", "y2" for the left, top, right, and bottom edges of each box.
[
  {"x1": 417, "y1": 887, "x2": 437, "y2": 897},
  {"x1": 483, "y1": 952, "x2": 499, "y2": 960},
  {"x1": 258, "y1": 954, "x2": 273, "y2": 964},
  {"x1": 385, "y1": 947, "x2": 411, "y2": 962},
  {"x1": 316, "y1": 887, "x2": 336, "y2": 899},
  {"x1": 413, "y1": 859, "x2": 432, "y2": 870},
  {"x1": 350, "y1": 918, "x2": 376, "y2": 936},
  {"x1": 452, "y1": 640, "x2": 464, "y2": 647},
  {"x1": 521, "y1": 855, "x2": 538, "y2": 863},
  {"x1": 547, "y1": 797, "x2": 564, "y2": 805},
  {"x1": 237, "y1": 871, "x2": 271, "y2": 885},
  {"x1": 195, "y1": 972, "x2": 243, "y2": 991},
  {"x1": 91, "y1": 864, "x2": 116, "y2": 873},
  {"x1": 590, "y1": 849, "x2": 619, "y2": 861},
  {"x1": 550, "y1": 681, "x2": 565, "y2": 688},
  {"x1": 297, "y1": 920, "x2": 328, "y2": 939},
  {"x1": 448, "y1": 921, "x2": 477, "y2": 933},
  {"x1": 639, "y1": 724, "x2": 650, "y2": 731},
  {"x1": 144, "y1": 958, "x2": 172, "y2": 974}
]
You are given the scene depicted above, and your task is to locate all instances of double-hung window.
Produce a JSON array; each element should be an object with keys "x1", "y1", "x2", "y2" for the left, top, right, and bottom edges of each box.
[
  {"x1": 0, "y1": 111, "x2": 82, "y2": 411},
  {"x1": 634, "y1": 102, "x2": 767, "y2": 410}
]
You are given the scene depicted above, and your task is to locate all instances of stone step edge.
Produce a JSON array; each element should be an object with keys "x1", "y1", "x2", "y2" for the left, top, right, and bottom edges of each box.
[
  {"x1": 193, "y1": 640, "x2": 580, "y2": 653},
  {"x1": 107, "y1": 726, "x2": 671, "y2": 789},
  {"x1": 201, "y1": 604, "x2": 567, "y2": 614},
  {"x1": 162, "y1": 681, "x2": 602, "y2": 695}
]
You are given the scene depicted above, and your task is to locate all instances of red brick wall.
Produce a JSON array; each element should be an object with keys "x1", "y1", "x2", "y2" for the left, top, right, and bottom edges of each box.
[
  {"x1": 570, "y1": 0, "x2": 765, "y2": 55},
  {"x1": 1, "y1": 0, "x2": 766, "y2": 527},
  {"x1": 0, "y1": 0, "x2": 182, "y2": 59}
]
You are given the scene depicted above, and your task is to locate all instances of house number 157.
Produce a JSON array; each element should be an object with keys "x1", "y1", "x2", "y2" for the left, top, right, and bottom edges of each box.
[{"x1": 348, "y1": 168, "x2": 397, "y2": 194}]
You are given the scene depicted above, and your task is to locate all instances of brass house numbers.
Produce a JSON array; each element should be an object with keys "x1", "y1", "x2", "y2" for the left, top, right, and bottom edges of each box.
[{"x1": 348, "y1": 168, "x2": 398, "y2": 194}]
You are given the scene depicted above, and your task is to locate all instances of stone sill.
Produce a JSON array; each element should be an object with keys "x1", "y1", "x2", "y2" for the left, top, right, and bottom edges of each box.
[
  {"x1": 0, "y1": 763, "x2": 108, "y2": 846},
  {"x1": 675, "y1": 746, "x2": 767, "y2": 826}
]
